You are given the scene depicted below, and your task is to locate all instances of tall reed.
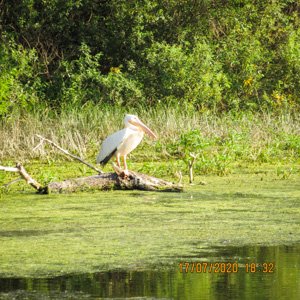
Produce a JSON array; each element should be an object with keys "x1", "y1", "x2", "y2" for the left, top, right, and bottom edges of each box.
[{"x1": 1, "y1": 106, "x2": 299, "y2": 167}]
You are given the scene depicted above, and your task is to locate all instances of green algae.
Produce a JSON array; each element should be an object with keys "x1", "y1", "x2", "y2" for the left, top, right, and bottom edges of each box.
[
  {"x1": 0, "y1": 245, "x2": 299, "y2": 300},
  {"x1": 0, "y1": 166, "x2": 299, "y2": 278}
]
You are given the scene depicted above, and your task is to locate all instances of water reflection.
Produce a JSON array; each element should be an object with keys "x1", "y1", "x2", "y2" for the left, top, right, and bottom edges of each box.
[{"x1": 0, "y1": 244, "x2": 299, "y2": 299}]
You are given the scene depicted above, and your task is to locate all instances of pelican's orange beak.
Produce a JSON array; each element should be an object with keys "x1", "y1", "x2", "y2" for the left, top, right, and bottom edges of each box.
[{"x1": 129, "y1": 118, "x2": 157, "y2": 139}]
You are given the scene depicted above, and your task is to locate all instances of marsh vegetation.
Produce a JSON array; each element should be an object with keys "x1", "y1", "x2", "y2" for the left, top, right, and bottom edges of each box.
[
  {"x1": 1, "y1": 108, "x2": 299, "y2": 180},
  {"x1": 1, "y1": 1, "x2": 300, "y2": 298},
  {"x1": 1, "y1": 0, "x2": 299, "y2": 180}
]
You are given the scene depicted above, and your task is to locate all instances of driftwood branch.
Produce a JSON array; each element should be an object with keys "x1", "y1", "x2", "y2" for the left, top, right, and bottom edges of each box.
[
  {"x1": 1, "y1": 136, "x2": 182, "y2": 194},
  {"x1": 2, "y1": 177, "x2": 23, "y2": 187},
  {"x1": 0, "y1": 163, "x2": 47, "y2": 193},
  {"x1": 16, "y1": 163, "x2": 47, "y2": 193},
  {"x1": 1, "y1": 163, "x2": 182, "y2": 193},
  {"x1": 35, "y1": 134, "x2": 103, "y2": 174},
  {"x1": 188, "y1": 153, "x2": 198, "y2": 184},
  {"x1": 176, "y1": 171, "x2": 183, "y2": 185},
  {"x1": 48, "y1": 171, "x2": 182, "y2": 193},
  {"x1": 0, "y1": 166, "x2": 19, "y2": 172}
]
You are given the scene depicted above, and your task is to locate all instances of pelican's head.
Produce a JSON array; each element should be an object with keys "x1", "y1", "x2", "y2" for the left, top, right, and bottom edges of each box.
[{"x1": 124, "y1": 114, "x2": 157, "y2": 139}]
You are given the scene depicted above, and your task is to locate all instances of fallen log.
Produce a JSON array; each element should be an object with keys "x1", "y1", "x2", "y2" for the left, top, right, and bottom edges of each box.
[
  {"x1": 0, "y1": 136, "x2": 183, "y2": 193},
  {"x1": 47, "y1": 170, "x2": 182, "y2": 193},
  {"x1": 1, "y1": 163, "x2": 183, "y2": 193}
]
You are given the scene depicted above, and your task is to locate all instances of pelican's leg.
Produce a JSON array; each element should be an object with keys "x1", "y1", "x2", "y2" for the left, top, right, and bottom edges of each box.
[
  {"x1": 123, "y1": 155, "x2": 129, "y2": 176},
  {"x1": 123, "y1": 155, "x2": 128, "y2": 170},
  {"x1": 116, "y1": 154, "x2": 121, "y2": 168}
]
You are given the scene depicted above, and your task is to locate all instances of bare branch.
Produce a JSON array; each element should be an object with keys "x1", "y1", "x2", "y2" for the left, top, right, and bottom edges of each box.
[
  {"x1": 0, "y1": 166, "x2": 19, "y2": 172},
  {"x1": 176, "y1": 171, "x2": 183, "y2": 185},
  {"x1": 32, "y1": 139, "x2": 45, "y2": 151},
  {"x1": 15, "y1": 163, "x2": 45, "y2": 192},
  {"x1": 35, "y1": 134, "x2": 103, "y2": 174},
  {"x1": 3, "y1": 178, "x2": 22, "y2": 187},
  {"x1": 188, "y1": 152, "x2": 199, "y2": 184},
  {"x1": 0, "y1": 163, "x2": 46, "y2": 193}
]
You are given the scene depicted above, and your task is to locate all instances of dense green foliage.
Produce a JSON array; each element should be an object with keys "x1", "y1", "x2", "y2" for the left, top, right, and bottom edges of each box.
[{"x1": 1, "y1": 0, "x2": 300, "y2": 114}]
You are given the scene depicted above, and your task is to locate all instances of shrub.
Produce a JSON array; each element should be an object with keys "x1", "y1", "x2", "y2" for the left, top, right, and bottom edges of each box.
[
  {"x1": 139, "y1": 41, "x2": 229, "y2": 110},
  {"x1": 0, "y1": 36, "x2": 39, "y2": 116},
  {"x1": 58, "y1": 44, "x2": 144, "y2": 107}
]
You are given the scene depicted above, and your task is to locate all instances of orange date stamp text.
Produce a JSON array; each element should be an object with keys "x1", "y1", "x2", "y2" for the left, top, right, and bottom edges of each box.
[{"x1": 179, "y1": 262, "x2": 274, "y2": 273}]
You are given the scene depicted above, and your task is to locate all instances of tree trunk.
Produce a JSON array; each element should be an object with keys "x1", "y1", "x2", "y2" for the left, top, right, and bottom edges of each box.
[{"x1": 47, "y1": 171, "x2": 182, "y2": 193}]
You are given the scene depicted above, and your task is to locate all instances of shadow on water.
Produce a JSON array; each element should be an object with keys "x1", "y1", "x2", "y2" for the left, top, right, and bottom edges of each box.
[{"x1": 0, "y1": 244, "x2": 299, "y2": 300}]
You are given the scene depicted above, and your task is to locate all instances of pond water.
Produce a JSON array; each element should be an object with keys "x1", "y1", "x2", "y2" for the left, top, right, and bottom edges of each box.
[
  {"x1": 0, "y1": 244, "x2": 299, "y2": 299},
  {"x1": 0, "y1": 171, "x2": 299, "y2": 299}
]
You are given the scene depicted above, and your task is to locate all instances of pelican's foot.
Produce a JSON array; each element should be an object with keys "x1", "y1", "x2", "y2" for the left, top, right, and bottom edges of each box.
[
  {"x1": 121, "y1": 169, "x2": 130, "y2": 177},
  {"x1": 112, "y1": 163, "x2": 131, "y2": 178}
]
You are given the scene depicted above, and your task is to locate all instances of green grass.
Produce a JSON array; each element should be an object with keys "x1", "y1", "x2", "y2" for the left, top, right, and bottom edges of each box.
[{"x1": 0, "y1": 106, "x2": 299, "y2": 178}]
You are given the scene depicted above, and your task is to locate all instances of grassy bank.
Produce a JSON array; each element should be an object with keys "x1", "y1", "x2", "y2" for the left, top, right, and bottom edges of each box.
[{"x1": 1, "y1": 107, "x2": 299, "y2": 179}]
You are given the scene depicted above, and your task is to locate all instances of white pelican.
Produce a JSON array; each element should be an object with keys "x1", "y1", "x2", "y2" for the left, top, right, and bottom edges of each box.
[{"x1": 97, "y1": 114, "x2": 157, "y2": 174}]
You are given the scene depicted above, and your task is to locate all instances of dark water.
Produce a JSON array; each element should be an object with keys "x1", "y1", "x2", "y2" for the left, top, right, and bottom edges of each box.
[{"x1": 0, "y1": 244, "x2": 299, "y2": 300}]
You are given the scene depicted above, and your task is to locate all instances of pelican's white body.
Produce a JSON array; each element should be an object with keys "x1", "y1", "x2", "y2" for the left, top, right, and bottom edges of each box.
[
  {"x1": 96, "y1": 126, "x2": 144, "y2": 163},
  {"x1": 96, "y1": 114, "x2": 157, "y2": 171}
]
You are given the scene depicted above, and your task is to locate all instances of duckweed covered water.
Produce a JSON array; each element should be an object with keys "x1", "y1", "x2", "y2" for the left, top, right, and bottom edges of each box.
[
  {"x1": 0, "y1": 168, "x2": 299, "y2": 298},
  {"x1": 0, "y1": 244, "x2": 299, "y2": 299}
]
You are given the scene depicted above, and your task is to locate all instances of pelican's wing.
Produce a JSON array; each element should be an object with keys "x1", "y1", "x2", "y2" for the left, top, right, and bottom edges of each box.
[{"x1": 96, "y1": 128, "x2": 128, "y2": 165}]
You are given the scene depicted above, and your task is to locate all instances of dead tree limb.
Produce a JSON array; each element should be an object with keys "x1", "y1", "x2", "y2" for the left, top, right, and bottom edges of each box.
[
  {"x1": 0, "y1": 166, "x2": 19, "y2": 172},
  {"x1": 2, "y1": 178, "x2": 23, "y2": 187},
  {"x1": 0, "y1": 163, "x2": 47, "y2": 193},
  {"x1": 15, "y1": 163, "x2": 47, "y2": 193},
  {"x1": 48, "y1": 171, "x2": 182, "y2": 193},
  {"x1": 35, "y1": 134, "x2": 103, "y2": 174},
  {"x1": 188, "y1": 153, "x2": 198, "y2": 184},
  {"x1": 1, "y1": 136, "x2": 182, "y2": 193},
  {"x1": 176, "y1": 171, "x2": 183, "y2": 185},
  {"x1": 1, "y1": 163, "x2": 182, "y2": 193}
]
